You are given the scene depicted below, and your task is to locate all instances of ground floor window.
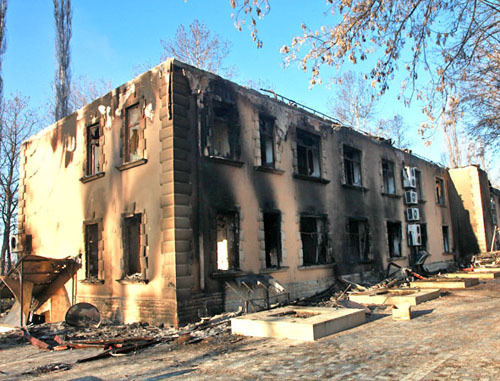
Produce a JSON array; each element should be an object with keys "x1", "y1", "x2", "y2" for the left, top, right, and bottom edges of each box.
[
  {"x1": 264, "y1": 212, "x2": 281, "y2": 268},
  {"x1": 216, "y1": 212, "x2": 239, "y2": 271},
  {"x1": 346, "y1": 219, "x2": 370, "y2": 262},
  {"x1": 84, "y1": 223, "x2": 99, "y2": 279},
  {"x1": 300, "y1": 216, "x2": 329, "y2": 266},
  {"x1": 387, "y1": 221, "x2": 402, "y2": 258},
  {"x1": 442, "y1": 225, "x2": 450, "y2": 253},
  {"x1": 123, "y1": 214, "x2": 142, "y2": 276}
]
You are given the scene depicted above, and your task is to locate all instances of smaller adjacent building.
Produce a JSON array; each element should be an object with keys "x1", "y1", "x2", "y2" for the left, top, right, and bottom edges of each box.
[{"x1": 15, "y1": 59, "x2": 498, "y2": 326}]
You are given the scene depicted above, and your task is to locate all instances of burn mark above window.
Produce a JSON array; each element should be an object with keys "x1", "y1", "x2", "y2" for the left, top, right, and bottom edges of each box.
[
  {"x1": 204, "y1": 102, "x2": 240, "y2": 161},
  {"x1": 216, "y1": 212, "x2": 240, "y2": 271},
  {"x1": 264, "y1": 212, "x2": 281, "y2": 268},
  {"x1": 344, "y1": 145, "x2": 362, "y2": 186},
  {"x1": 260, "y1": 116, "x2": 275, "y2": 168},
  {"x1": 300, "y1": 216, "x2": 329, "y2": 266},
  {"x1": 296, "y1": 129, "x2": 321, "y2": 177}
]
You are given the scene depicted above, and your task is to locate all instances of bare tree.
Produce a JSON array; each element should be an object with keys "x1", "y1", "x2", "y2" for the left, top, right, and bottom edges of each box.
[
  {"x1": 161, "y1": 19, "x2": 232, "y2": 75},
  {"x1": 53, "y1": 0, "x2": 71, "y2": 121},
  {"x1": 0, "y1": 0, "x2": 7, "y2": 103},
  {"x1": 230, "y1": 0, "x2": 500, "y2": 148},
  {"x1": 441, "y1": 95, "x2": 462, "y2": 168},
  {"x1": 0, "y1": 95, "x2": 37, "y2": 274},
  {"x1": 327, "y1": 71, "x2": 378, "y2": 131},
  {"x1": 375, "y1": 114, "x2": 410, "y2": 149}
]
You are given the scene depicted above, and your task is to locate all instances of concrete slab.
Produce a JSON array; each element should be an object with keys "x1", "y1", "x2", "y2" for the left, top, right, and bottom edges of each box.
[
  {"x1": 472, "y1": 267, "x2": 500, "y2": 272},
  {"x1": 231, "y1": 306, "x2": 365, "y2": 341},
  {"x1": 443, "y1": 272, "x2": 500, "y2": 279},
  {"x1": 410, "y1": 278, "x2": 479, "y2": 289},
  {"x1": 349, "y1": 288, "x2": 440, "y2": 306}
]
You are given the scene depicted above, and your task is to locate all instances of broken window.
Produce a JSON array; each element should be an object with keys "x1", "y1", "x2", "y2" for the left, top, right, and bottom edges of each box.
[
  {"x1": 84, "y1": 223, "x2": 99, "y2": 279},
  {"x1": 123, "y1": 214, "x2": 142, "y2": 276},
  {"x1": 442, "y1": 225, "x2": 450, "y2": 253},
  {"x1": 491, "y1": 198, "x2": 498, "y2": 225},
  {"x1": 344, "y1": 146, "x2": 362, "y2": 186},
  {"x1": 297, "y1": 129, "x2": 321, "y2": 177},
  {"x1": 300, "y1": 216, "x2": 328, "y2": 266},
  {"x1": 382, "y1": 160, "x2": 396, "y2": 194},
  {"x1": 415, "y1": 169, "x2": 423, "y2": 200},
  {"x1": 420, "y1": 223, "x2": 428, "y2": 249},
  {"x1": 205, "y1": 103, "x2": 239, "y2": 159},
  {"x1": 259, "y1": 116, "x2": 275, "y2": 168},
  {"x1": 86, "y1": 123, "x2": 100, "y2": 175},
  {"x1": 264, "y1": 212, "x2": 281, "y2": 268},
  {"x1": 125, "y1": 104, "x2": 141, "y2": 162},
  {"x1": 346, "y1": 219, "x2": 370, "y2": 262},
  {"x1": 216, "y1": 212, "x2": 239, "y2": 271},
  {"x1": 387, "y1": 221, "x2": 402, "y2": 258},
  {"x1": 435, "y1": 177, "x2": 446, "y2": 205}
]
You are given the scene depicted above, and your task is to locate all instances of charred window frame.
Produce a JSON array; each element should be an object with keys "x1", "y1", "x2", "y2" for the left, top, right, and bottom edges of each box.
[
  {"x1": 415, "y1": 169, "x2": 423, "y2": 200},
  {"x1": 490, "y1": 197, "x2": 498, "y2": 225},
  {"x1": 344, "y1": 145, "x2": 362, "y2": 186},
  {"x1": 387, "y1": 221, "x2": 402, "y2": 258},
  {"x1": 420, "y1": 223, "x2": 428, "y2": 249},
  {"x1": 442, "y1": 225, "x2": 450, "y2": 253},
  {"x1": 124, "y1": 104, "x2": 143, "y2": 163},
  {"x1": 84, "y1": 223, "x2": 99, "y2": 279},
  {"x1": 264, "y1": 211, "x2": 282, "y2": 268},
  {"x1": 204, "y1": 102, "x2": 240, "y2": 160},
  {"x1": 346, "y1": 218, "x2": 370, "y2": 262},
  {"x1": 216, "y1": 211, "x2": 240, "y2": 271},
  {"x1": 296, "y1": 129, "x2": 321, "y2": 177},
  {"x1": 300, "y1": 215, "x2": 329, "y2": 266},
  {"x1": 86, "y1": 123, "x2": 101, "y2": 176},
  {"x1": 382, "y1": 160, "x2": 396, "y2": 194},
  {"x1": 122, "y1": 213, "x2": 143, "y2": 277},
  {"x1": 259, "y1": 116, "x2": 275, "y2": 168},
  {"x1": 435, "y1": 177, "x2": 446, "y2": 205}
]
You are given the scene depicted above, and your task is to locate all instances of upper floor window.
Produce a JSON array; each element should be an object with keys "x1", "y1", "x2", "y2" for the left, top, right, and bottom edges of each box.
[
  {"x1": 297, "y1": 129, "x2": 321, "y2": 177},
  {"x1": 435, "y1": 177, "x2": 446, "y2": 205},
  {"x1": 205, "y1": 103, "x2": 240, "y2": 160},
  {"x1": 415, "y1": 169, "x2": 423, "y2": 200},
  {"x1": 382, "y1": 160, "x2": 396, "y2": 194},
  {"x1": 344, "y1": 145, "x2": 362, "y2": 186},
  {"x1": 259, "y1": 116, "x2": 275, "y2": 168},
  {"x1": 86, "y1": 123, "x2": 101, "y2": 176},
  {"x1": 125, "y1": 104, "x2": 142, "y2": 163}
]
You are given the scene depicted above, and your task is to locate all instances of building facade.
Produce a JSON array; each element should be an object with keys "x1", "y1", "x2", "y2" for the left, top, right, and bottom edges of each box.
[{"x1": 17, "y1": 60, "x2": 490, "y2": 326}]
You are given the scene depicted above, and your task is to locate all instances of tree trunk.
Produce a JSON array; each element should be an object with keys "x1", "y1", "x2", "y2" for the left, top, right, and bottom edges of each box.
[{"x1": 0, "y1": 225, "x2": 9, "y2": 275}]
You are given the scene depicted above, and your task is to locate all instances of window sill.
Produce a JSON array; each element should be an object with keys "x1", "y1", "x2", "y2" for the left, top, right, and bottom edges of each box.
[
  {"x1": 381, "y1": 192, "x2": 402, "y2": 199},
  {"x1": 204, "y1": 156, "x2": 245, "y2": 167},
  {"x1": 116, "y1": 277, "x2": 149, "y2": 284},
  {"x1": 116, "y1": 158, "x2": 148, "y2": 171},
  {"x1": 298, "y1": 263, "x2": 335, "y2": 271},
  {"x1": 293, "y1": 173, "x2": 330, "y2": 184},
  {"x1": 254, "y1": 166, "x2": 285, "y2": 175},
  {"x1": 211, "y1": 270, "x2": 247, "y2": 279},
  {"x1": 79, "y1": 172, "x2": 105, "y2": 183},
  {"x1": 259, "y1": 266, "x2": 289, "y2": 274},
  {"x1": 342, "y1": 183, "x2": 369, "y2": 192},
  {"x1": 80, "y1": 278, "x2": 105, "y2": 285}
]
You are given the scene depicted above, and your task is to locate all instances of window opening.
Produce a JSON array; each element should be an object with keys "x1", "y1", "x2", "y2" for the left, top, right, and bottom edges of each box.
[
  {"x1": 442, "y1": 226, "x2": 450, "y2": 253},
  {"x1": 344, "y1": 146, "x2": 362, "y2": 186},
  {"x1": 297, "y1": 130, "x2": 321, "y2": 177},
  {"x1": 260, "y1": 116, "x2": 275, "y2": 168},
  {"x1": 125, "y1": 104, "x2": 141, "y2": 162},
  {"x1": 387, "y1": 221, "x2": 402, "y2": 257},
  {"x1": 123, "y1": 214, "x2": 142, "y2": 276},
  {"x1": 85, "y1": 223, "x2": 99, "y2": 279},
  {"x1": 420, "y1": 223, "x2": 428, "y2": 249},
  {"x1": 216, "y1": 212, "x2": 239, "y2": 270},
  {"x1": 415, "y1": 169, "x2": 423, "y2": 200},
  {"x1": 264, "y1": 212, "x2": 281, "y2": 268},
  {"x1": 300, "y1": 216, "x2": 328, "y2": 265},
  {"x1": 347, "y1": 219, "x2": 370, "y2": 262},
  {"x1": 435, "y1": 177, "x2": 446, "y2": 204},
  {"x1": 206, "y1": 104, "x2": 239, "y2": 159},
  {"x1": 86, "y1": 124, "x2": 100, "y2": 175},
  {"x1": 382, "y1": 160, "x2": 396, "y2": 194}
]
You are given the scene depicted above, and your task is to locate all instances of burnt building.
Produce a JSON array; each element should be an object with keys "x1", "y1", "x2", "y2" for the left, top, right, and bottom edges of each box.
[{"x1": 17, "y1": 59, "x2": 488, "y2": 326}]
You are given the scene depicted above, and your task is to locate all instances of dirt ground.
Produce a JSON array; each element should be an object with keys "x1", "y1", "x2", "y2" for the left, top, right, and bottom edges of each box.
[{"x1": 1, "y1": 279, "x2": 500, "y2": 380}]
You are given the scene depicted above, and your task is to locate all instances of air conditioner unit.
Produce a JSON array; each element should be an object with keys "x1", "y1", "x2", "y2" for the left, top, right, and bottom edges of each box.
[
  {"x1": 407, "y1": 224, "x2": 422, "y2": 246},
  {"x1": 406, "y1": 208, "x2": 420, "y2": 221},
  {"x1": 402, "y1": 166, "x2": 417, "y2": 189},
  {"x1": 404, "y1": 190, "x2": 418, "y2": 205}
]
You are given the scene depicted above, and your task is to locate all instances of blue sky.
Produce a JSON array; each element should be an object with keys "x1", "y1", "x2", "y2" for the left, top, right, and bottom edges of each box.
[{"x1": 2, "y1": 0, "x2": 455, "y2": 164}]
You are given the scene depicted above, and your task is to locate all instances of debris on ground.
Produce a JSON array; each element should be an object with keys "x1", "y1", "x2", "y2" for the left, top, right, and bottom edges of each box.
[{"x1": 472, "y1": 250, "x2": 500, "y2": 268}]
